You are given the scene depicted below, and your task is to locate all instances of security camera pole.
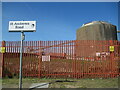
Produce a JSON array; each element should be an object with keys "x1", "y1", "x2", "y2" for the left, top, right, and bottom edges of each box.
[{"x1": 9, "y1": 21, "x2": 36, "y2": 90}]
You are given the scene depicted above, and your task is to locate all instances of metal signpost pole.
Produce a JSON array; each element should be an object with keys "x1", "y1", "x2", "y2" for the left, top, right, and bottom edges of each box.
[
  {"x1": 8, "y1": 21, "x2": 36, "y2": 89},
  {"x1": 19, "y1": 31, "x2": 24, "y2": 90}
]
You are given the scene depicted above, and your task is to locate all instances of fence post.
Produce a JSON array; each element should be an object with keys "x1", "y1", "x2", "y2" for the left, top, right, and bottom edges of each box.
[
  {"x1": 118, "y1": 41, "x2": 120, "y2": 89},
  {"x1": 38, "y1": 52, "x2": 42, "y2": 78},
  {"x1": 72, "y1": 40, "x2": 77, "y2": 78},
  {"x1": 2, "y1": 41, "x2": 6, "y2": 78},
  {"x1": 109, "y1": 40, "x2": 114, "y2": 78},
  {"x1": 0, "y1": 42, "x2": 1, "y2": 78}
]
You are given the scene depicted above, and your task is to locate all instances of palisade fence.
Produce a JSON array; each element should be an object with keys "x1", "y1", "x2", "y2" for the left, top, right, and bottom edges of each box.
[
  {"x1": 0, "y1": 41, "x2": 2, "y2": 78},
  {"x1": 0, "y1": 40, "x2": 120, "y2": 78}
]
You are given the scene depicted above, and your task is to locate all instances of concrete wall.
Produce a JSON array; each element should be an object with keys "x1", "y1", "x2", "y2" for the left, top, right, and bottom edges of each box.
[{"x1": 76, "y1": 21, "x2": 117, "y2": 40}]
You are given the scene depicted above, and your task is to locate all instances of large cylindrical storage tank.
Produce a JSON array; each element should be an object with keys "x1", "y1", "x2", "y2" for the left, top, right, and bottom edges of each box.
[
  {"x1": 75, "y1": 21, "x2": 117, "y2": 58},
  {"x1": 76, "y1": 21, "x2": 117, "y2": 40}
]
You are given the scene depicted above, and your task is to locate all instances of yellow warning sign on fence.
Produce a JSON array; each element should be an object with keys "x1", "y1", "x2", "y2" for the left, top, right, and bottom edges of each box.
[
  {"x1": 109, "y1": 46, "x2": 114, "y2": 52},
  {"x1": 0, "y1": 47, "x2": 5, "y2": 53}
]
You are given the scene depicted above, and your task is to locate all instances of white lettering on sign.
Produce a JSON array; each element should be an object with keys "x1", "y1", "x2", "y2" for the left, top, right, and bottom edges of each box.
[{"x1": 9, "y1": 21, "x2": 36, "y2": 32}]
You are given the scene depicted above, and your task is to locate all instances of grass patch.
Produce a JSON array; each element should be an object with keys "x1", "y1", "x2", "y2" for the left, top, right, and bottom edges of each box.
[{"x1": 2, "y1": 77, "x2": 118, "y2": 88}]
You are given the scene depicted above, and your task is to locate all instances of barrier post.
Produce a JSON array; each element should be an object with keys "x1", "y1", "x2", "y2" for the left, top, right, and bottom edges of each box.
[
  {"x1": 38, "y1": 51, "x2": 42, "y2": 78},
  {"x1": 1, "y1": 41, "x2": 6, "y2": 78},
  {"x1": 109, "y1": 40, "x2": 114, "y2": 78}
]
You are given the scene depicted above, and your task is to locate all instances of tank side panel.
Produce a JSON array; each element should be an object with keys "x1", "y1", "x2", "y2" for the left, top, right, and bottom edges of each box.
[{"x1": 76, "y1": 24, "x2": 117, "y2": 40}]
